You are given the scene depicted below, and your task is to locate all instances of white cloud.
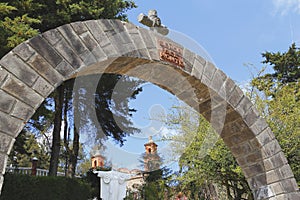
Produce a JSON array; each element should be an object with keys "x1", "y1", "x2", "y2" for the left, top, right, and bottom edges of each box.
[{"x1": 272, "y1": 0, "x2": 300, "y2": 15}]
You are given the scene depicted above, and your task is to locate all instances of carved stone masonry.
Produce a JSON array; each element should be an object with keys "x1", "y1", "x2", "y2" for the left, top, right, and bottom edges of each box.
[{"x1": 138, "y1": 9, "x2": 169, "y2": 35}]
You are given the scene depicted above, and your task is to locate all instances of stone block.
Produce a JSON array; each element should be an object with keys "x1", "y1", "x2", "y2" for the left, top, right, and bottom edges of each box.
[
  {"x1": 0, "y1": 52, "x2": 38, "y2": 86},
  {"x1": 11, "y1": 100, "x2": 35, "y2": 121},
  {"x1": 278, "y1": 164, "x2": 294, "y2": 180},
  {"x1": 138, "y1": 29, "x2": 156, "y2": 50},
  {"x1": 261, "y1": 140, "x2": 282, "y2": 159},
  {"x1": 2, "y1": 77, "x2": 44, "y2": 108},
  {"x1": 256, "y1": 128, "x2": 274, "y2": 147},
  {"x1": 268, "y1": 152, "x2": 288, "y2": 169},
  {"x1": 228, "y1": 86, "x2": 244, "y2": 108},
  {"x1": 13, "y1": 42, "x2": 35, "y2": 61},
  {"x1": 0, "y1": 174, "x2": 3, "y2": 194},
  {"x1": 58, "y1": 24, "x2": 90, "y2": 58},
  {"x1": 42, "y1": 29, "x2": 61, "y2": 46},
  {"x1": 0, "y1": 153, "x2": 8, "y2": 175},
  {"x1": 249, "y1": 174, "x2": 268, "y2": 190},
  {"x1": 269, "y1": 182, "x2": 285, "y2": 196},
  {"x1": 236, "y1": 96, "x2": 252, "y2": 117},
  {"x1": 266, "y1": 169, "x2": 281, "y2": 184},
  {"x1": 0, "y1": 133, "x2": 14, "y2": 154},
  {"x1": 0, "y1": 67, "x2": 8, "y2": 86},
  {"x1": 253, "y1": 185, "x2": 275, "y2": 200},
  {"x1": 220, "y1": 77, "x2": 236, "y2": 101},
  {"x1": 183, "y1": 48, "x2": 195, "y2": 73},
  {"x1": 250, "y1": 117, "x2": 268, "y2": 136},
  {"x1": 55, "y1": 60, "x2": 75, "y2": 78},
  {"x1": 0, "y1": 111, "x2": 23, "y2": 137},
  {"x1": 70, "y1": 21, "x2": 88, "y2": 35},
  {"x1": 211, "y1": 69, "x2": 227, "y2": 94},
  {"x1": 32, "y1": 77, "x2": 54, "y2": 97},
  {"x1": 124, "y1": 22, "x2": 139, "y2": 34},
  {"x1": 244, "y1": 107, "x2": 260, "y2": 127},
  {"x1": 244, "y1": 163, "x2": 265, "y2": 178},
  {"x1": 53, "y1": 39, "x2": 84, "y2": 69},
  {"x1": 223, "y1": 108, "x2": 240, "y2": 125},
  {"x1": 28, "y1": 54, "x2": 64, "y2": 86},
  {"x1": 191, "y1": 56, "x2": 205, "y2": 80},
  {"x1": 84, "y1": 20, "x2": 110, "y2": 47},
  {"x1": 230, "y1": 142, "x2": 253, "y2": 158},
  {"x1": 102, "y1": 43, "x2": 118, "y2": 58},
  {"x1": 280, "y1": 178, "x2": 299, "y2": 193},
  {"x1": 245, "y1": 151, "x2": 263, "y2": 164},
  {"x1": 202, "y1": 61, "x2": 216, "y2": 80},
  {"x1": 29, "y1": 35, "x2": 62, "y2": 67},
  {"x1": 0, "y1": 89, "x2": 16, "y2": 114}
]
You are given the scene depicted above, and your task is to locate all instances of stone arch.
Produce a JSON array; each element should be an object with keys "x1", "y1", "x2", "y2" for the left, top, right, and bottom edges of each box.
[{"x1": 0, "y1": 19, "x2": 298, "y2": 199}]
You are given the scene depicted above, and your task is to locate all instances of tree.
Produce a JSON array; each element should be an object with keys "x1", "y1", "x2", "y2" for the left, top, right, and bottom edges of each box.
[
  {"x1": 0, "y1": 0, "x2": 136, "y2": 57},
  {"x1": 8, "y1": 130, "x2": 50, "y2": 170},
  {"x1": 161, "y1": 105, "x2": 253, "y2": 200},
  {"x1": 2, "y1": 0, "x2": 139, "y2": 177},
  {"x1": 249, "y1": 43, "x2": 300, "y2": 185}
]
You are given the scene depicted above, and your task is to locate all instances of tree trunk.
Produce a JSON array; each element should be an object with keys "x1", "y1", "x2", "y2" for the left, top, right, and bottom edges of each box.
[
  {"x1": 67, "y1": 88, "x2": 80, "y2": 178},
  {"x1": 48, "y1": 85, "x2": 64, "y2": 176}
]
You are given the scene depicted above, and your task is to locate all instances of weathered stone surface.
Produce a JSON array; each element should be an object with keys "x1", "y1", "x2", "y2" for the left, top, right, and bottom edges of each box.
[
  {"x1": 0, "y1": 111, "x2": 23, "y2": 137},
  {"x1": 53, "y1": 39, "x2": 84, "y2": 69},
  {"x1": 228, "y1": 86, "x2": 244, "y2": 108},
  {"x1": 32, "y1": 77, "x2": 55, "y2": 97},
  {"x1": 13, "y1": 42, "x2": 35, "y2": 61},
  {"x1": 280, "y1": 178, "x2": 299, "y2": 193},
  {"x1": 261, "y1": 140, "x2": 282, "y2": 159},
  {"x1": 58, "y1": 24, "x2": 90, "y2": 58},
  {"x1": 253, "y1": 185, "x2": 275, "y2": 200},
  {"x1": 0, "y1": 89, "x2": 16, "y2": 114},
  {"x1": 183, "y1": 48, "x2": 195, "y2": 73},
  {"x1": 244, "y1": 106, "x2": 260, "y2": 127},
  {"x1": 0, "y1": 174, "x2": 3, "y2": 194},
  {"x1": 70, "y1": 21, "x2": 88, "y2": 35},
  {"x1": 55, "y1": 60, "x2": 74, "y2": 77},
  {"x1": 42, "y1": 29, "x2": 61, "y2": 46},
  {"x1": 250, "y1": 117, "x2": 268, "y2": 136},
  {"x1": 84, "y1": 20, "x2": 110, "y2": 47},
  {"x1": 202, "y1": 61, "x2": 217, "y2": 80},
  {"x1": 236, "y1": 96, "x2": 252, "y2": 117},
  {"x1": 0, "y1": 67, "x2": 8, "y2": 86},
  {"x1": 0, "y1": 52, "x2": 38, "y2": 86},
  {"x1": 2, "y1": 77, "x2": 43, "y2": 108},
  {"x1": 244, "y1": 163, "x2": 265, "y2": 179},
  {"x1": 11, "y1": 100, "x2": 35, "y2": 121},
  {"x1": 191, "y1": 55, "x2": 205, "y2": 80},
  {"x1": 211, "y1": 69, "x2": 227, "y2": 93},
  {"x1": 0, "y1": 153, "x2": 7, "y2": 175},
  {"x1": 29, "y1": 35, "x2": 63, "y2": 67},
  {"x1": 0, "y1": 133, "x2": 14, "y2": 154},
  {"x1": 28, "y1": 54, "x2": 64, "y2": 86}
]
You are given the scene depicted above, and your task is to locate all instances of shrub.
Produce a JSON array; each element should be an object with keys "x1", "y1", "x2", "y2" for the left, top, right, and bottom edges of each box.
[{"x1": 0, "y1": 173, "x2": 93, "y2": 200}]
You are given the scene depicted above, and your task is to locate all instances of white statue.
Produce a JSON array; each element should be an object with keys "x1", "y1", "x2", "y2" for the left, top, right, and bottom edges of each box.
[{"x1": 94, "y1": 170, "x2": 132, "y2": 200}]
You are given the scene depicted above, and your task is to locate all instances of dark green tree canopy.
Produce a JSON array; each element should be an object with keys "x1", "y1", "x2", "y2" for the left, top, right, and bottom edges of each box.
[{"x1": 0, "y1": 0, "x2": 136, "y2": 57}]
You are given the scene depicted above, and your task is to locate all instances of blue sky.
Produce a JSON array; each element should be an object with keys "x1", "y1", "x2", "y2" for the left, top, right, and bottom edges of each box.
[
  {"x1": 94, "y1": 1, "x2": 300, "y2": 170},
  {"x1": 128, "y1": 0, "x2": 300, "y2": 83}
]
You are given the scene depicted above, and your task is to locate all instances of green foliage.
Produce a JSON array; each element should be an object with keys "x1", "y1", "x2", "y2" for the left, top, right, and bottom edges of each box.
[
  {"x1": 252, "y1": 43, "x2": 300, "y2": 97},
  {"x1": 0, "y1": 0, "x2": 136, "y2": 57},
  {"x1": 0, "y1": 174, "x2": 92, "y2": 200},
  {"x1": 163, "y1": 106, "x2": 252, "y2": 199},
  {"x1": 249, "y1": 43, "x2": 300, "y2": 185},
  {"x1": 8, "y1": 130, "x2": 50, "y2": 170}
]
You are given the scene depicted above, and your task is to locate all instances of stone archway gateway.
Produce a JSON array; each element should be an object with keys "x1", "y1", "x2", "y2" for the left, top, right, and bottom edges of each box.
[{"x1": 0, "y1": 19, "x2": 299, "y2": 199}]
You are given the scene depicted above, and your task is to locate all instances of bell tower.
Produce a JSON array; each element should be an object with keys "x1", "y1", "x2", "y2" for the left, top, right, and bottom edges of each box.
[{"x1": 144, "y1": 136, "x2": 160, "y2": 171}]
